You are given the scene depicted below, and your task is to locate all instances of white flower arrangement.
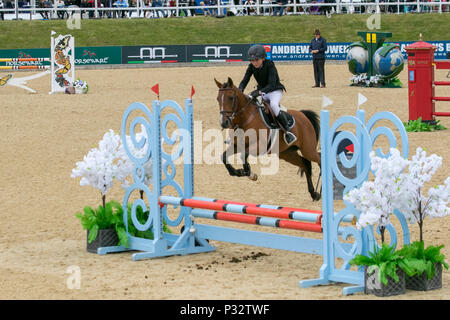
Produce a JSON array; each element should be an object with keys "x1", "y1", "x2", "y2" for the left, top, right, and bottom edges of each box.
[
  {"x1": 350, "y1": 74, "x2": 383, "y2": 87},
  {"x1": 344, "y1": 147, "x2": 450, "y2": 243},
  {"x1": 71, "y1": 129, "x2": 130, "y2": 197},
  {"x1": 73, "y1": 78, "x2": 89, "y2": 94},
  {"x1": 71, "y1": 126, "x2": 153, "y2": 205}
]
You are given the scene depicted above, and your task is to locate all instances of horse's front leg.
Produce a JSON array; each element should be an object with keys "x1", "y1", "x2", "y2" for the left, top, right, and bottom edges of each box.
[
  {"x1": 222, "y1": 146, "x2": 257, "y2": 181},
  {"x1": 222, "y1": 144, "x2": 240, "y2": 177}
]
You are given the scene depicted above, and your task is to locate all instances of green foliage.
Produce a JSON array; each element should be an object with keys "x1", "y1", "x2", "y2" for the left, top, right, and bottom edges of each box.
[
  {"x1": 110, "y1": 201, "x2": 171, "y2": 247},
  {"x1": 350, "y1": 243, "x2": 404, "y2": 286},
  {"x1": 403, "y1": 118, "x2": 447, "y2": 132},
  {"x1": 76, "y1": 200, "x2": 127, "y2": 245},
  {"x1": 76, "y1": 199, "x2": 171, "y2": 248},
  {"x1": 398, "y1": 241, "x2": 449, "y2": 279}
]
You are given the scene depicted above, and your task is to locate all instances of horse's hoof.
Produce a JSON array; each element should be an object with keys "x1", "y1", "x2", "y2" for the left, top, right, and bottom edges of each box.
[
  {"x1": 235, "y1": 169, "x2": 244, "y2": 177},
  {"x1": 247, "y1": 173, "x2": 258, "y2": 181},
  {"x1": 312, "y1": 192, "x2": 322, "y2": 201}
]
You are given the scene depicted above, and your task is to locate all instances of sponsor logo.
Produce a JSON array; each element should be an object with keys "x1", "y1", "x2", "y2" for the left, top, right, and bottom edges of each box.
[
  {"x1": 129, "y1": 47, "x2": 178, "y2": 60},
  {"x1": 192, "y1": 46, "x2": 243, "y2": 59},
  {"x1": 75, "y1": 49, "x2": 110, "y2": 64}
]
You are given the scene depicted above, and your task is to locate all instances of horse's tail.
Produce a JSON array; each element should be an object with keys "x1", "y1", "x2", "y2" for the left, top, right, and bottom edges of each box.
[{"x1": 300, "y1": 110, "x2": 320, "y2": 142}]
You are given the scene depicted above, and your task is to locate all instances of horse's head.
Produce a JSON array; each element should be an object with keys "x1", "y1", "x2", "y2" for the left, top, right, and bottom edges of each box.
[{"x1": 214, "y1": 77, "x2": 245, "y2": 129}]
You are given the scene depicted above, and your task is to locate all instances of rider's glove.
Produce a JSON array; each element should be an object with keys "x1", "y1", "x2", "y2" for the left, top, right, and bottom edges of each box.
[{"x1": 250, "y1": 90, "x2": 260, "y2": 99}]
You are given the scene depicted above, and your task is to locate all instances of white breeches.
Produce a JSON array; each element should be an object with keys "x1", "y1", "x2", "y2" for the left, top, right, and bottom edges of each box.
[{"x1": 261, "y1": 89, "x2": 282, "y2": 116}]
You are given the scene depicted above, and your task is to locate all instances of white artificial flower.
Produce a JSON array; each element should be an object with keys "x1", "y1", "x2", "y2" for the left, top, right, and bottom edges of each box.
[
  {"x1": 345, "y1": 147, "x2": 450, "y2": 234},
  {"x1": 71, "y1": 129, "x2": 131, "y2": 195}
]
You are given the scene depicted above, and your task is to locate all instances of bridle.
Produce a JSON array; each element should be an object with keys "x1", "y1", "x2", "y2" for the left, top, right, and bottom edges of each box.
[{"x1": 218, "y1": 87, "x2": 255, "y2": 129}]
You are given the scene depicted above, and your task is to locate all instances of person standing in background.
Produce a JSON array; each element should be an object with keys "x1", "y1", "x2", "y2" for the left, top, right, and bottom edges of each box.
[{"x1": 309, "y1": 29, "x2": 327, "y2": 88}]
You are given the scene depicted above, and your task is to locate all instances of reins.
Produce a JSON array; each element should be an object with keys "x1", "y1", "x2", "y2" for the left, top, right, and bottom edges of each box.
[{"x1": 219, "y1": 87, "x2": 259, "y2": 130}]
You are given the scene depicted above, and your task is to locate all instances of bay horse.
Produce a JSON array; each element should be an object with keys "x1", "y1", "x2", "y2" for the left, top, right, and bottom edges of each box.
[{"x1": 215, "y1": 77, "x2": 322, "y2": 201}]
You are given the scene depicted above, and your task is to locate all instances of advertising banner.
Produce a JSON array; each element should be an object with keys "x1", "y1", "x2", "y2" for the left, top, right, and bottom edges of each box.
[
  {"x1": 76, "y1": 46, "x2": 122, "y2": 65},
  {"x1": 0, "y1": 48, "x2": 51, "y2": 66},
  {"x1": 0, "y1": 47, "x2": 122, "y2": 66},
  {"x1": 266, "y1": 42, "x2": 351, "y2": 61},
  {"x1": 266, "y1": 41, "x2": 450, "y2": 62},
  {"x1": 186, "y1": 44, "x2": 250, "y2": 62},
  {"x1": 1, "y1": 41, "x2": 449, "y2": 67},
  {"x1": 122, "y1": 45, "x2": 186, "y2": 64}
]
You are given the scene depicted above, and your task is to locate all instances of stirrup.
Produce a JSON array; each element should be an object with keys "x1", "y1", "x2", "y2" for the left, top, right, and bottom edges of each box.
[{"x1": 283, "y1": 131, "x2": 297, "y2": 145}]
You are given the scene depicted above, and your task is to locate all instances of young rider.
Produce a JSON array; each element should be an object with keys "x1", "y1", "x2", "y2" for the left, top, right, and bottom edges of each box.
[{"x1": 238, "y1": 44, "x2": 296, "y2": 145}]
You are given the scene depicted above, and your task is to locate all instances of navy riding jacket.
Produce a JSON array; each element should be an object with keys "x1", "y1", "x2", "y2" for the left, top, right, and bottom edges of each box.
[
  {"x1": 238, "y1": 59, "x2": 286, "y2": 94},
  {"x1": 309, "y1": 36, "x2": 327, "y2": 60}
]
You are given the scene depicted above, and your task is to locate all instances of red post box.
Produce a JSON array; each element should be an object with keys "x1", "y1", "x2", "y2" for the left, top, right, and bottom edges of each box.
[{"x1": 405, "y1": 36, "x2": 437, "y2": 124}]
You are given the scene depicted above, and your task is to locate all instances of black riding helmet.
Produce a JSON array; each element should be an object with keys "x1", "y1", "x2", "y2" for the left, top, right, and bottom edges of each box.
[{"x1": 247, "y1": 45, "x2": 267, "y2": 61}]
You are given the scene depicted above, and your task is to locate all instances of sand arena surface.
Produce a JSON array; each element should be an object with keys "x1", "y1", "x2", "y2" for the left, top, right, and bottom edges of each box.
[{"x1": 0, "y1": 63, "x2": 449, "y2": 300}]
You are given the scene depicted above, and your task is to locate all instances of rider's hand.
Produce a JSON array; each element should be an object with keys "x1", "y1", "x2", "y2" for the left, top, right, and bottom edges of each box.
[{"x1": 250, "y1": 90, "x2": 259, "y2": 99}]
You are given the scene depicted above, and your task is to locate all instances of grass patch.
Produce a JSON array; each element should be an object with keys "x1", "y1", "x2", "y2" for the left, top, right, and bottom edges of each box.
[{"x1": 0, "y1": 13, "x2": 449, "y2": 49}]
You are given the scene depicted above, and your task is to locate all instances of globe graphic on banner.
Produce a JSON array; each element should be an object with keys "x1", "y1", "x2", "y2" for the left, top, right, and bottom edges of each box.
[
  {"x1": 346, "y1": 46, "x2": 369, "y2": 75},
  {"x1": 372, "y1": 46, "x2": 404, "y2": 78}
]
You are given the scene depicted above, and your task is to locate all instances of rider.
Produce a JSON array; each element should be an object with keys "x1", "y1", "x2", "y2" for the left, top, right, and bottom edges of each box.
[{"x1": 238, "y1": 44, "x2": 297, "y2": 145}]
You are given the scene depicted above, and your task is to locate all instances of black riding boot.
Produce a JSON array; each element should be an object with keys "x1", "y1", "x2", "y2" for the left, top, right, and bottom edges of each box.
[{"x1": 276, "y1": 112, "x2": 297, "y2": 145}]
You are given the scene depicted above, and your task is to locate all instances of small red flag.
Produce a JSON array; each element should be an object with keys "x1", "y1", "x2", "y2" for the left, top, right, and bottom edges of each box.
[
  {"x1": 191, "y1": 85, "x2": 195, "y2": 99},
  {"x1": 151, "y1": 83, "x2": 159, "y2": 96},
  {"x1": 345, "y1": 144, "x2": 354, "y2": 153}
]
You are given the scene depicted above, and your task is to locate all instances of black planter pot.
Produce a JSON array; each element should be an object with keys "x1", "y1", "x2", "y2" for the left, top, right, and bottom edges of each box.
[
  {"x1": 87, "y1": 228, "x2": 119, "y2": 253},
  {"x1": 364, "y1": 266, "x2": 406, "y2": 297},
  {"x1": 406, "y1": 263, "x2": 442, "y2": 291}
]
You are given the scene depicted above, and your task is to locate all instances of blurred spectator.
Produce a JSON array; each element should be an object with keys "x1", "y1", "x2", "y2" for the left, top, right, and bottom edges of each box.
[
  {"x1": 152, "y1": 0, "x2": 166, "y2": 17},
  {"x1": 273, "y1": 0, "x2": 288, "y2": 15},
  {"x1": 114, "y1": 0, "x2": 128, "y2": 17},
  {"x1": 102, "y1": 0, "x2": 111, "y2": 17},
  {"x1": 168, "y1": 0, "x2": 176, "y2": 16},
  {"x1": 80, "y1": 0, "x2": 89, "y2": 18},
  {"x1": 128, "y1": 0, "x2": 135, "y2": 18},
  {"x1": 200, "y1": 0, "x2": 217, "y2": 15},
  {"x1": 55, "y1": 0, "x2": 68, "y2": 18},
  {"x1": 322, "y1": 0, "x2": 334, "y2": 14},
  {"x1": 143, "y1": 0, "x2": 152, "y2": 17},
  {"x1": 179, "y1": 0, "x2": 188, "y2": 16},
  {"x1": 243, "y1": 0, "x2": 255, "y2": 15},
  {"x1": 188, "y1": 0, "x2": 196, "y2": 16},
  {"x1": 0, "y1": 0, "x2": 4, "y2": 20},
  {"x1": 95, "y1": 0, "x2": 104, "y2": 17},
  {"x1": 88, "y1": 0, "x2": 101, "y2": 19},
  {"x1": 39, "y1": 0, "x2": 52, "y2": 19}
]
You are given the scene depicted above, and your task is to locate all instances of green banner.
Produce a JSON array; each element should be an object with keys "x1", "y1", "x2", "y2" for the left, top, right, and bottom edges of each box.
[
  {"x1": 0, "y1": 48, "x2": 50, "y2": 62},
  {"x1": 0, "y1": 46, "x2": 122, "y2": 66},
  {"x1": 75, "y1": 46, "x2": 122, "y2": 65}
]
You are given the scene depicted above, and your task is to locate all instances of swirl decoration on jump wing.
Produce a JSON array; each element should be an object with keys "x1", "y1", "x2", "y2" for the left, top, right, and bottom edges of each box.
[
  {"x1": 121, "y1": 102, "x2": 155, "y2": 234},
  {"x1": 159, "y1": 100, "x2": 191, "y2": 227},
  {"x1": 328, "y1": 114, "x2": 372, "y2": 269},
  {"x1": 329, "y1": 111, "x2": 410, "y2": 270},
  {"x1": 365, "y1": 111, "x2": 410, "y2": 251}
]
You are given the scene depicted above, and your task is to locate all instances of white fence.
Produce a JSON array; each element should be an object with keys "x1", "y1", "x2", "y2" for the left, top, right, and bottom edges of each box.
[{"x1": 1, "y1": 0, "x2": 449, "y2": 21}]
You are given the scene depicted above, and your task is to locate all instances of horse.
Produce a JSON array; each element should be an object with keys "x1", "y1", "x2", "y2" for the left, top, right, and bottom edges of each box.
[{"x1": 214, "y1": 77, "x2": 322, "y2": 201}]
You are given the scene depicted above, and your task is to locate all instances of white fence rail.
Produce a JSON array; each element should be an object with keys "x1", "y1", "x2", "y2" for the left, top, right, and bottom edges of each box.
[{"x1": 1, "y1": 1, "x2": 449, "y2": 20}]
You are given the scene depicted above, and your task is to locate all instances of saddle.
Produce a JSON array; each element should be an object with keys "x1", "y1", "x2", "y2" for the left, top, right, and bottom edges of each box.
[{"x1": 256, "y1": 99, "x2": 295, "y2": 130}]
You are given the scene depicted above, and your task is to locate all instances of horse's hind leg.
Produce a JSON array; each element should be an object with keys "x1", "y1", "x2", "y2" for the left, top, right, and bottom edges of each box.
[{"x1": 280, "y1": 149, "x2": 321, "y2": 201}]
